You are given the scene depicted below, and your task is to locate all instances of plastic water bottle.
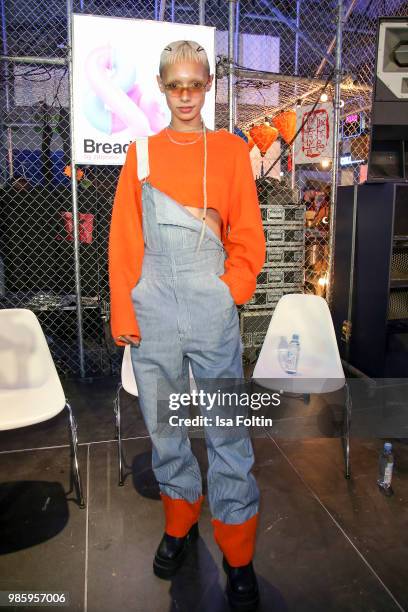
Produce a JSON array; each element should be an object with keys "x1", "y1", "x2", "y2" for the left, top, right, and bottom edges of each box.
[
  {"x1": 377, "y1": 442, "x2": 394, "y2": 496},
  {"x1": 285, "y1": 334, "x2": 300, "y2": 374}
]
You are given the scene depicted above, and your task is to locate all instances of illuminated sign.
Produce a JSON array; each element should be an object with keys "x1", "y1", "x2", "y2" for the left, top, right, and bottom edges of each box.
[
  {"x1": 340, "y1": 155, "x2": 365, "y2": 166},
  {"x1": 342, "y1": 112, "x2": 364, "y2": 140}
]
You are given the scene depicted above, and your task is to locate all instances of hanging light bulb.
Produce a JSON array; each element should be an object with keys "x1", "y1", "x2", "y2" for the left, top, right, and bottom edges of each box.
[
  {"x1": 320, "y1": 92, "x2": 328, "y2": 103},
  {"x1": 321, "y1": 157, "x2": 331, "y2": 169}
]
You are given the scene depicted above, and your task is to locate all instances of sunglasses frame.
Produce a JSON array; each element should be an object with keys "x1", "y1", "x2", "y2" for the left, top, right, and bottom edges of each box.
[{"x1": 162, "y1": 79, "x2": 210, "y2": 97}]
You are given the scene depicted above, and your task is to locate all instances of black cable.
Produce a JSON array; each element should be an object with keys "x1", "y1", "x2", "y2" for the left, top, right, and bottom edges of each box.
[
  {"x1": 20, "y1": 65, "x2": 54, "y2": 81},
  {"x1": 0, "y1": 64, "x2": 61, "y2": 83},
  {"x1": 51, "y1": 66, "x2": 68, "y2": 108}
]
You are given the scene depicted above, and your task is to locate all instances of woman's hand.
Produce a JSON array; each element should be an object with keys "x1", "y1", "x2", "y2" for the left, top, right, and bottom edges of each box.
[{"x1": 117, "y1": 335, "x2": 141, "y2": 347}]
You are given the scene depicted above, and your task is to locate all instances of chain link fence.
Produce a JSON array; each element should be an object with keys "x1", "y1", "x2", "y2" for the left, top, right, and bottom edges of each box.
[{"x1": 1, "y1": 0, "x2": 407, "y2": 375}]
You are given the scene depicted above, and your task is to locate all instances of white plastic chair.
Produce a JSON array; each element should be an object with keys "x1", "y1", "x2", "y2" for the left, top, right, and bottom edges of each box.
[
  {"x1": 114, "y1": 344, "x2": 198, "y2": 485},
  {"x1": 252, "y1": 294, "x2": 351, "y2": 478},
  {"x1": 0, "y1": 308, "x2": 86, "y2": 507}
]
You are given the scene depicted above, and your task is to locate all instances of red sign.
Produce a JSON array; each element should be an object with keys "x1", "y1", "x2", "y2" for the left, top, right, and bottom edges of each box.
[{"x1": 57, "y1": 211, "x2": 94, "y2": 243}]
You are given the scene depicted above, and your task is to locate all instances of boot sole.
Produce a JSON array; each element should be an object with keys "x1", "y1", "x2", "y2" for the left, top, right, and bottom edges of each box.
[
  {"x1": 222, "y1": 557, "x2": 260, "y2": 611},
  {"x1": 153, "y1": 522, "x2": 199, "y2": 580}
]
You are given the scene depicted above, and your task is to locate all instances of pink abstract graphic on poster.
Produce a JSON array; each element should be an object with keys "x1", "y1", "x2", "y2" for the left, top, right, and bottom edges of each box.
[{"x1": 84, "y1": 45, "x2": 167, "y2": 137}]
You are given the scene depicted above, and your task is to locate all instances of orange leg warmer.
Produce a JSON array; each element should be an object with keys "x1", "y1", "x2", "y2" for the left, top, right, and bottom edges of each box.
[
  {"x1": 160, "y1": 493, "x2": 205, "y2": 537},
  {"x1": 211, "y1": 513, "x2": 259, "y2": 567}
]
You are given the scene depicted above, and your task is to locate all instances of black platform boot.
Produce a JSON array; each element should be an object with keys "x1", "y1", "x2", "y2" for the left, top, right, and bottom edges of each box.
[
  {"x1": 153, "y1": 522, "x2": 199, "y2": 579},
  {"x1": 222, "y1": 555, "x2": 260, "y2": 611}
]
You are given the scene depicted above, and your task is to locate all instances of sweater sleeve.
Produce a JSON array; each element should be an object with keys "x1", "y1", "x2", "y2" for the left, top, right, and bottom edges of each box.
[
  {"x1": 108, "y1": 142, "x2": 144, "y2": 346},
  {"x1": 219, "y1": 137, "x2": 266, "y2": 304}
]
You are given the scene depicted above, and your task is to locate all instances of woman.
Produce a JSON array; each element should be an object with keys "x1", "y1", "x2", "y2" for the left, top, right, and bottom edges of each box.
[{"x1": 109, "y1": 40, "x2": 265, "y2": 611}]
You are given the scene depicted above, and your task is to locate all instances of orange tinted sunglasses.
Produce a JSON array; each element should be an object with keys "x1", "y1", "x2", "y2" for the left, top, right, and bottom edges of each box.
[{"x1": 163, "y1": 80, "x2": 209, "y2": 97}]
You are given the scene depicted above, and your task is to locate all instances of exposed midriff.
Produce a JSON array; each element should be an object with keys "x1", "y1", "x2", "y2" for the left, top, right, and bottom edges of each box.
[
  {"x1": 176, "y1": 127, "x2": 222, "y2": 239},
  {"x1": 184, "y1": 206, "x2": 222, "y2": 239}
]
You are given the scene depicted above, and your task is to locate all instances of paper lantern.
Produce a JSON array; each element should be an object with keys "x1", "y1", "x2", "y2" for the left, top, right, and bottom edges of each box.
[
  {"x1": 249, "y1": 123, "x2": 278, "y2": 157},
  {"x1": 272, "y1": 110, "x2": 297, "y2": 145}
]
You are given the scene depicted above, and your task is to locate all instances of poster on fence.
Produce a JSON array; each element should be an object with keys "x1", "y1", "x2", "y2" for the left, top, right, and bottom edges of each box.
[
  {"x1": 72, "y1": 14, "x2": 216, "y2": 165},
  {"x1": 294, "y1": 102, "x2": 334, "y2": 165}
]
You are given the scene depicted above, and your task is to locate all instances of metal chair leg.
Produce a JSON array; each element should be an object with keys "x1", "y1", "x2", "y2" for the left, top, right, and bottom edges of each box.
[
  {"x1": 114, "y1": 383, "x2": 124, "y2": 486},
  {"x1": 343, "y1": 382, "x2": 352, "y2": 479},
  {"x1": 66, "y1": 402, "x2": 86, "y2": 508}
]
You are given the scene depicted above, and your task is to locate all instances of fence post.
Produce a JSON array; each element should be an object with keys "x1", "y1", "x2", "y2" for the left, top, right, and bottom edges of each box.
[
  {"x1": 292, "y1": 0, "x2": 301, "y2": 191},
  {"x1": 327, "y1": 0, "x2": 344, "y2": 307},
  {"x1": 199, "y1": 0, "x2": 205, "y2": 25},
  {"x1": 228, "y1": 0, "x2": 236, "y2": 133},
  {"x1": 66, "y1": 0, "x2": 86, "y2": 378},
  {"x1": 0, "y1": 0, "x2": 13, "y2": 181}
]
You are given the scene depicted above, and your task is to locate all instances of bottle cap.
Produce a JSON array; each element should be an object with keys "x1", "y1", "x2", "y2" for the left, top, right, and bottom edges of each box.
[
  {"x1": 292, "y1": 334, "x2": 299, "y2": 341},
  {"x1": 384, "y1": 442, "x2": 392, "y2": 452}
]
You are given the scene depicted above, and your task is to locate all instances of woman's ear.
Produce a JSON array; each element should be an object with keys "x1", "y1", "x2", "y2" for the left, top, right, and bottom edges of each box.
[
  {"x1": 156, "y1": 74, "x2": 165, "y2": 93},
  {"x1": 206, "y1": 74, "x2": 214, "y2": 91}
]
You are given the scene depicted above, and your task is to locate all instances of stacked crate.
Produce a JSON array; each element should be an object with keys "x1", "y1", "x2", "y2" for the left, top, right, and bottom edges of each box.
[{"x1": 239, "y1": 177, "x2": 305, "y2": 361}]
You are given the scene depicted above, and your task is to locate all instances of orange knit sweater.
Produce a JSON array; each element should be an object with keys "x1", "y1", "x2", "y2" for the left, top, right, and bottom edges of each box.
[{"x1": 108, "y1": 127, "x2": 266, "y2": 346}]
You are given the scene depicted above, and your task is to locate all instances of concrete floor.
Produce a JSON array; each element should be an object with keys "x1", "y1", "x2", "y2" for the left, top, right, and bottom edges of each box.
[{"x1": 0, "y1": 375, "x2": 407, "y2": 612}]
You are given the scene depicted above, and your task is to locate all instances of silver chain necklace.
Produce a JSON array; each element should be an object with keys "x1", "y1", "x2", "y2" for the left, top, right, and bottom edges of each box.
[{"x1": 165, "y1": 119, "x2": 204, "y2": 145}]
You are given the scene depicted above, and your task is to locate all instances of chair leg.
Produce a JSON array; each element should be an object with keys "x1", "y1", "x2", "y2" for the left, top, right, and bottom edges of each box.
[
  {"x1": 114, "y1": 383, "x2": 125, "y2": 486},
  {"x1": 66, "y1": 402, "x2": 86, "y2": 508},
  {"x1": 343, "y1": 382, "x2": 352, "y2": 479}
]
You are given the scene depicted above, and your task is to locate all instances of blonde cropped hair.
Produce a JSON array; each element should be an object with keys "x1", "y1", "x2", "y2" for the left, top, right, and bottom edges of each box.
[{"x1": 159, "y1": 40, "x2": 210, "y2": 78}]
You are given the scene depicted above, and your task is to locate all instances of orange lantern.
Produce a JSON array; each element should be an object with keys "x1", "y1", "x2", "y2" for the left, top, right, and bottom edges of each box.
[
  {"x1": 244, "y1": 130, "x2": 255, "y2": 152},
  {"x1": 249, "y1": 122, "x2": 278, "y2": 157},
  {"x1": 272, "y1": 110, "x2": 297, "y2": 145}
]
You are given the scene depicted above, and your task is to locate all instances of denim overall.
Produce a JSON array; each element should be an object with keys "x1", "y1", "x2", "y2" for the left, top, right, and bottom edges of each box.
[{"x1": 130, "y1": 137, "x2": 259, "y2": 525}]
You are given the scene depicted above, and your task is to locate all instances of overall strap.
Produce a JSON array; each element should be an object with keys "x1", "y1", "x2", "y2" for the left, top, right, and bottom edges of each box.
[{"x1": 135, "y1": 136, "x2": 150, "y2": 182}]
